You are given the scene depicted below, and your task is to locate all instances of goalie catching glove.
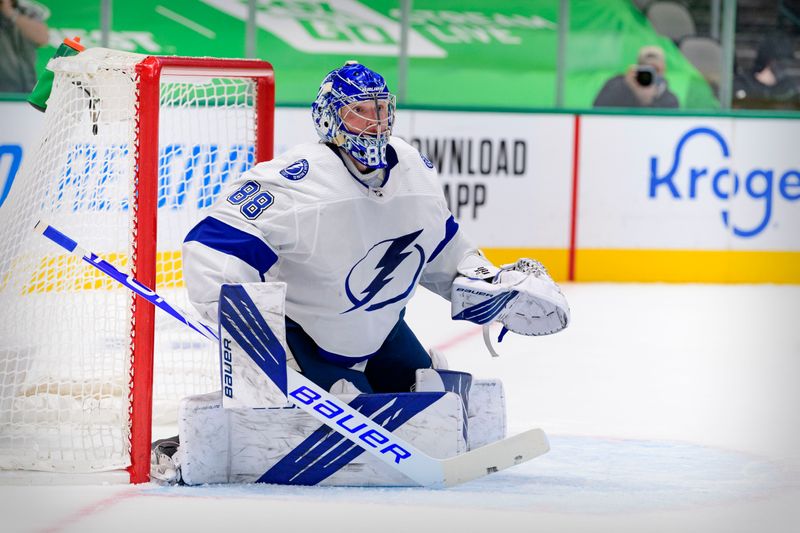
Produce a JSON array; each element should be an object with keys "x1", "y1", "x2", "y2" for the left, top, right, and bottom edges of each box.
[{"x1": 452, "y1": 256, "x2": 570, "y2": 340}]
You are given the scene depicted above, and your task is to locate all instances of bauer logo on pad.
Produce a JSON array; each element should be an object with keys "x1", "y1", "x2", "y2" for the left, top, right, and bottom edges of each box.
[{"x1": 280, "y1": 159, "x2": 310, "y2": 181}]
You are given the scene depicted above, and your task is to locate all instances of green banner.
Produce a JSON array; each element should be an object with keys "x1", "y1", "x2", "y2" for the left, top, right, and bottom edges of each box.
[{"x1": 35, "y1": 0, "x2": 718, "y2": 109}]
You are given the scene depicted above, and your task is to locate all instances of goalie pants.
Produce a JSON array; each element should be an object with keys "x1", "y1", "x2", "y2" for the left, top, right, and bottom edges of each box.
[{"x1": 285, "y1": 310, "x2": 431, "y2": 393}]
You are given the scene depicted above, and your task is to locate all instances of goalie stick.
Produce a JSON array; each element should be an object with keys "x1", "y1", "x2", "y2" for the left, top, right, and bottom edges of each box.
[{"x1": 35, "y1": 221, "x2": 549, "y2": 488}]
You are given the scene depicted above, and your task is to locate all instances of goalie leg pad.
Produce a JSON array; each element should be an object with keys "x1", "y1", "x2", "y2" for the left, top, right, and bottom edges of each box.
[
  {"x1": 415, "y1": 369, "x2": 471, "y2": 444},
  {"x1": 177, "y1": 390, "x2": 466, "y2": 486},
  {"x1": 415, "y1": 370, "x2": 507, "y2": 450},
  {"x1": 415, "y1": 368, "x2": 472, "y2": 412},
  {"x1": 219, "y1": 282, "x2": 294, "y2": 408},
  {"x1": 467, "y1": 379, "x2": 507, "y2": 450}
]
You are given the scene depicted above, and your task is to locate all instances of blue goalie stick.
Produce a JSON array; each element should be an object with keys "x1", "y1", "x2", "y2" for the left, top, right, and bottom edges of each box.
[{"x1": 35, "y1": 221, "x2": 549, "y2": 488}]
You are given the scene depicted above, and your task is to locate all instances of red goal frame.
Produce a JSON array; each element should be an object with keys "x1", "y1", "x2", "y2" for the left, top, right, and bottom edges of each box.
[{"x1": 129, "y1": 56, "x2": 274, "y2": 483}]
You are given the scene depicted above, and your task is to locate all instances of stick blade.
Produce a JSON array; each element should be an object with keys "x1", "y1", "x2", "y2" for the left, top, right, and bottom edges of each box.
[{"x1": 440, "y1": 428, "x2": 549, "y2": 488}]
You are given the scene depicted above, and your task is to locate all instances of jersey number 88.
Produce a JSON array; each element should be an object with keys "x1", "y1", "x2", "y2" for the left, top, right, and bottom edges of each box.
[{"x1": 227, "y1": 180, "x2": 274, "y2": 220}]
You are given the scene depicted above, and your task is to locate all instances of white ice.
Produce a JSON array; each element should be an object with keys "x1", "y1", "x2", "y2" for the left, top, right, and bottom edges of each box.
[{"x1": 2, "y1": 283, "x2": 799, "y2": 533}]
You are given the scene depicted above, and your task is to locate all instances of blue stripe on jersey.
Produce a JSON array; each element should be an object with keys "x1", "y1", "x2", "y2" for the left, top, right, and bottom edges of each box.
[
  {"x1": 256, "y1": 392, "x2": 444, "y2": 485},
  {"x1": 184, "y1": 216, "x2": 278, "y2": 276},
  {"x1": 427, "y1": 215, "x2": 459, "y2": 264}
]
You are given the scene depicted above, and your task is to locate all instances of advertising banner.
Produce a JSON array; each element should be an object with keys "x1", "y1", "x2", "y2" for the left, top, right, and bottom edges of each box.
[
  {"x1": 579, "y1": 116, "x2": 800, "y2": 251},
  {"x1": 404, "y1": 111, "x2": 573, "y2": 272},
  {"x1": 578, "y1": 116, "x2": 799, "y2": 281}
]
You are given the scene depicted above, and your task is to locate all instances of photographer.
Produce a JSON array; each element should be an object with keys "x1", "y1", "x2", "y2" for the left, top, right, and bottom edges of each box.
[
  {"x1": 0, "y1": 0, "x2": 49, "y2": 93},
  {"x1": 593, "y1": 45, "x2": 679, "y2": 108}
]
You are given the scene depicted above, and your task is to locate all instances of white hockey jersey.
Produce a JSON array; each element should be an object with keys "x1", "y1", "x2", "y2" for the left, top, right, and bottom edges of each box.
[{"x1": 183, "y1": 137, "x2": 480, "y2": 360}]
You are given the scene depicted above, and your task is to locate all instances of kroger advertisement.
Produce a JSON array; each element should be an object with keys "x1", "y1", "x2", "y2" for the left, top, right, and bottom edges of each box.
[
  {"x1": 1, "y1": 100, "x2": 797, "y2": 282},
  {"x1": 579, "y1": 116, "x2": 800, "y2": 251}
]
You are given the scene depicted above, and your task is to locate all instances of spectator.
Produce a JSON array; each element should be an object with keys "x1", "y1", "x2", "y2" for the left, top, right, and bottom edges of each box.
[
  {"x1": 733, "y1": 35, "x2": 800, "y2": 110},
  {"x1": 0, "y1": 0, "x2": 49, "y2": 93},
  {"x1": 594, "y1": 45, "x2": 679, "y2": 108}
]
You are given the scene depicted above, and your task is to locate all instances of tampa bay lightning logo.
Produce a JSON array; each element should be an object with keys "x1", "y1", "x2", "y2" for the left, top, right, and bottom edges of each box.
[
  {"x1": 279, "y1": 159, "x2": 309, "y2": 181},
  {"x1": 343, "y1": 229, "x2": 426, "y2": 313},
  {"x1": 420, "y1": 153, "x2": 434, "y2": 169}
]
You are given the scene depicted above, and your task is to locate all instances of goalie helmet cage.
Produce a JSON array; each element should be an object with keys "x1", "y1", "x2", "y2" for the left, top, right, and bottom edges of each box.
[{"x1": 0, "y1": 49, "x2": 274, "y2": 483}]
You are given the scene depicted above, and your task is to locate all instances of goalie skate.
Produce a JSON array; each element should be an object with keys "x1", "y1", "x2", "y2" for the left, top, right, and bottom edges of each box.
[{"x1": 150, "y1": 437, "x2": 181, "y2": 486}]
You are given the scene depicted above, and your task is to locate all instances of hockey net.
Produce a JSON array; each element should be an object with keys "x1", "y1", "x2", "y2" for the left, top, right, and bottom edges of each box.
[{"x1": 0, "y1": 48, "x2": 274, "y2": 482}]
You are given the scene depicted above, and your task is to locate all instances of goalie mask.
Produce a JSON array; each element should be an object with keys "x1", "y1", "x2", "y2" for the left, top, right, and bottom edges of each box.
[{"x1": 312, "y1": 61, "x2": 396, "y2": 169}]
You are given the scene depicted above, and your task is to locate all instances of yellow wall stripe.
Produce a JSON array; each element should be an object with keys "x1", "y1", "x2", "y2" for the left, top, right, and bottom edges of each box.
[
  {"x1": 575, "y1": 249, "x2": 800, "y2": 284},
  {"x1": 482, "y1": 248, "x2": 800, "y2": 283}
]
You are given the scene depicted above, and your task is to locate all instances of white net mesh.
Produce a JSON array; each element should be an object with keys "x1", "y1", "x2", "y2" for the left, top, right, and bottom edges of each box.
[{"x1": 0, "y1": 48, "x2": 263, "y2": 473}]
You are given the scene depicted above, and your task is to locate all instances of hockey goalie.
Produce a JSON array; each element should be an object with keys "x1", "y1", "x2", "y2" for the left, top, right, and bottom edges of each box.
[{"x1": 154, "y1": 61, "x2": 570, "y2": 486}]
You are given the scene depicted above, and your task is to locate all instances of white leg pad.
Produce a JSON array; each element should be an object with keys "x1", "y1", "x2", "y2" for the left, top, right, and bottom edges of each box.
[
  {"x1": 413, "y1": 370, "x2": 507, "y2": 449},
  {"x1": 220, "y1": 282, "x2": 294, "y2": 408},
  {"x1": 415, "y1": 368, "x2": 472, "y2": 444},
  {"x1": 178, "y1": 390, "x2": 466, "y2": 486},
  {"x1": 467, "y1": 379, "x2": 507, "y2": 450}
]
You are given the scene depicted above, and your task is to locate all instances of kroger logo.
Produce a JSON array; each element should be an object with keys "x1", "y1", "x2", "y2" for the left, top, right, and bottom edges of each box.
[{"x1": 649, "y1": 127, "x2": 800, "y2": 238}]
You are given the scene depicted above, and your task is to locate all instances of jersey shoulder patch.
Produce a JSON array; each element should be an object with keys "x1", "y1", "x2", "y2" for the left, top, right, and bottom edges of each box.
[
  {"x1": 420, "y1": 152, "x2": 435, "y2": 169},
  {"x1": 279, "y1": 159, "x2": 310, "y2": 181}
]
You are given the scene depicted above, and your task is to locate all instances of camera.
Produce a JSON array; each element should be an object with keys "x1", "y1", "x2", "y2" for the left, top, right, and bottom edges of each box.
[{"x1": 635, "y1": 65, "x2": 656, "y2": 87}]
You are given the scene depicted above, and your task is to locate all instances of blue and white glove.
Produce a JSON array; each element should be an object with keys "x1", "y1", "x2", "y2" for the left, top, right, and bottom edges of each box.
[{"x1": 452, "y1": 257, "x2": 570, "y2": 340}]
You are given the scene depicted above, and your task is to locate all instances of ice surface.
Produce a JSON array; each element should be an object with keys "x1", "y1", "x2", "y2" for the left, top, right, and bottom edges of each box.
[{"x1": 2, "y1": 283, "x2": 799, "y2": 533}]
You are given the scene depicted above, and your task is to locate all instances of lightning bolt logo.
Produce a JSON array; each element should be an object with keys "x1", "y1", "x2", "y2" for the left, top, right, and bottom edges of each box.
[{"x1": 344, "y1": 229, "x2": 425, "y2": 313}]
